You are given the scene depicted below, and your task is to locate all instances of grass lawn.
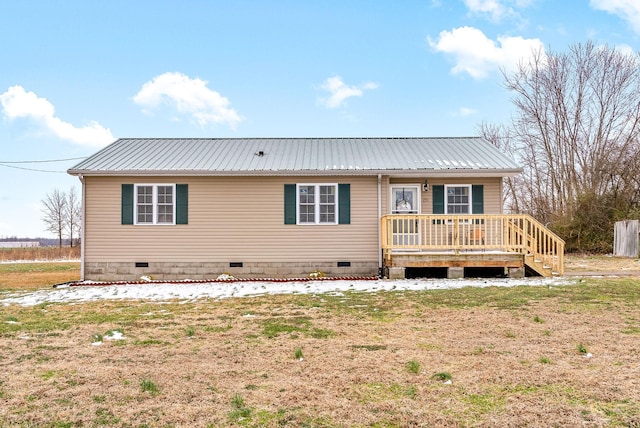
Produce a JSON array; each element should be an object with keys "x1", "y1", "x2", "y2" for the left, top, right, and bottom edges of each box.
[
  {"x1": 0, "y1": 263, "x2": 639, "y2": 426},
  {"x1": 0, "y1": 262, "x2": 80, "y2": 291}
]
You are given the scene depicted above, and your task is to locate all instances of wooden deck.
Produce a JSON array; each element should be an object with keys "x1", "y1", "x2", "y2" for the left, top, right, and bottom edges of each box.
[{"x1": 381, "y1": 214, "x2": 565, "y2": 278}]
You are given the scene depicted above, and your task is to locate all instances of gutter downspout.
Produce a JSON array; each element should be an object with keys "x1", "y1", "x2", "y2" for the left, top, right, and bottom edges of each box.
[
  {"x1": 377, "y1": 174, "x2": 382, "y2": 277},
  {"x1": 78, "y1": 174, "x2": 85, "y2": 281}
]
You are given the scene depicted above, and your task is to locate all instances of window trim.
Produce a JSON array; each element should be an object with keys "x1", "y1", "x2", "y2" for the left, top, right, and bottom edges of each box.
[
  {"x1": 296, "y1": 183, "x2": 339, "y2": 225},
  {"x1": 134, "y1": 184, "x2": 176, "y2": 225},
  {"x1": 444, "y1": 184, "x2": 472, "y2": 215}
]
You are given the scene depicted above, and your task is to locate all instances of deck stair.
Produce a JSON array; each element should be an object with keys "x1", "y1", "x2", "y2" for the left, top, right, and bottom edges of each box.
[
  {"x1": 506, "y1": 216, "x2": 564, "y2": 276},
  {"x1": 524, "y1": 255, "x2": 552, "y2": 277}
]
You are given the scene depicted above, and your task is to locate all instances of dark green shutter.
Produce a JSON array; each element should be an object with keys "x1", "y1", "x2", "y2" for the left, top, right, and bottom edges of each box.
[
  {"x1": 338, "y1": 183, "x2": 350, "y2": 224},
  {"x1": 284, "y1": 184, "x2": 296, "y2": 224},
  {"x1": 432, "y1": 185, "x2": 445, "y2": 214},
  {"x1": 472, "y1": 185, "x2": 484, "y2": 214},
  {"x1": 176, "y1": 184, "x2": 188, "y2": 224},
  {"x1": 122, "y1": 184, "x2": 134, "y2": 225}
]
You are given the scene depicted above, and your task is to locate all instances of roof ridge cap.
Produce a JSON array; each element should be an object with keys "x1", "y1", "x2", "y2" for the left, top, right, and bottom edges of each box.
[{"x1": 116, "y1": 136, "x2": 482, "y2": 141}]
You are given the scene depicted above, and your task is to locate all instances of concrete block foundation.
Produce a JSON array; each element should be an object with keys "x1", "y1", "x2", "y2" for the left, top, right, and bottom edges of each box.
[
  {"x1": 386, "y1": 267, "x2": 406, "y2": 280},
  {"x1": 83, "y1": 261, "x2": 379, "y2": 282},
  {"x1": 508, "y1": 267, "x2": 525, "y2": 278},
  {"x1": 447, "y1": 267, "x2": 465, "y2": 279}
]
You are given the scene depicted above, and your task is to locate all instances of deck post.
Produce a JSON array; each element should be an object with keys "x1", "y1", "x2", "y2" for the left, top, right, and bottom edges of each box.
[
  {"x1": 508, "y1": 267, "x2": 525, "y2": 278},
  {"x1": 447, "y1": 267, "x2": 464, "y2": 279},
  {"x1": 386, "y1": 267, "x2": 406, "y2": 280}
]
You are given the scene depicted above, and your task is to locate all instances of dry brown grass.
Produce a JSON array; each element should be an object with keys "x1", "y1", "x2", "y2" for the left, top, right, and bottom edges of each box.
[
  {"x1": 1, "y1": 256, "x2": 639, "y2": 426},
  {"x1": 0, "y1": 246, "x2": 80, "y2": 262},
  {"x1": 565, "y1": 253, "x2": 640, "y2": 274},
  {"x1": 0, "y1": 247, "x2": 81, "y2": 292},
  {"x1": 0, "y1": 263, "x2": 80, "y2": 291},
  {"x1": 1, "y1": 277, "x2": 640, "y2": 426}
]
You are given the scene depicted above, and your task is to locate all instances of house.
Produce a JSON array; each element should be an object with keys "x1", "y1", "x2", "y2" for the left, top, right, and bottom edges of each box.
[{"x1": 67, "y1": 137, "x2": 564, "y2": 281}]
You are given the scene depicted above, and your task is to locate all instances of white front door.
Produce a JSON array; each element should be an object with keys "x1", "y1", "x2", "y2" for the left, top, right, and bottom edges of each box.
[{"x1": 390, "y1": 185, "x2": 420, "y2": 246}]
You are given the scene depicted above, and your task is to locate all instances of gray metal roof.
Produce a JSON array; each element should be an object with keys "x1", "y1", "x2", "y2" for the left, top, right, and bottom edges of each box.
[{"x1": 67, "y1": 137, "x2": 522, "y2": 177}]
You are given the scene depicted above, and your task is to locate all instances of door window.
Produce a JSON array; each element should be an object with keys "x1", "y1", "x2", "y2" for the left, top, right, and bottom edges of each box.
[{"x1": 391, "y1": 186, "x2": 419, "y2": 214}]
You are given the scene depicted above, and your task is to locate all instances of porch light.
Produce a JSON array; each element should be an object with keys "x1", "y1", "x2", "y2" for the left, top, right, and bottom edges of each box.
[{"x1": 423, "y1": 180, "x2": 429, "y2": 192}]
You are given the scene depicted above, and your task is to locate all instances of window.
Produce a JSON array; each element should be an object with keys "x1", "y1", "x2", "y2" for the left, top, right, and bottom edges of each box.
[
  {"x1": 298, "y1": 184, "x2": 337, "y2": 224},
  {"x1": 284, "y1": 183, "x2": 350, "y2": 225},
  {"x1": 156, "y1": 186, "x2": 174, "y2": 223},
  {"x1": 135, "y1": 184, "x2": 175, "y2": 225},
  {"x1": 136, "y1": 185, "x2": 154, "y2": 223},
  {"x1": 432, "y1": 184, "x2": 483, "y2": 215},
  {"x1": 445, "y1": 185, "x2": 471, "y2": 214},
  {"x1": 122, "y1": 184, "x2": 188, "y2": 225}
]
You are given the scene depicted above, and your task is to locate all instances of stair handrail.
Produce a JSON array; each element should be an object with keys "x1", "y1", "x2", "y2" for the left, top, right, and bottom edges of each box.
[{"x1": 506, "y1": 215, "x2": 565, "y2": 275}]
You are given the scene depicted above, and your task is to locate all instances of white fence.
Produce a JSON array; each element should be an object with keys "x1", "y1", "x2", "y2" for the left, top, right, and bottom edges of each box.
[{"x1": 613, "y1": 220, "x2": 639, "y2": 258}]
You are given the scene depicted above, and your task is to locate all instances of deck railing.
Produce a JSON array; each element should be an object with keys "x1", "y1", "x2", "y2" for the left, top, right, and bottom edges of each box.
[{"x1": 380, "y1": 214, "x2": 565, "y2": 275}]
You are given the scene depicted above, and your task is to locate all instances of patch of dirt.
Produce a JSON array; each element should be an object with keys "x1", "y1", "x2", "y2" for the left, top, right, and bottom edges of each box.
[{"x1": 564, "y1": 253, "x2": 640, "y2": 275}]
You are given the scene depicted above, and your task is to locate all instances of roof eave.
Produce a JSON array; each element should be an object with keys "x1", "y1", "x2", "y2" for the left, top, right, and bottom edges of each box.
[{"x1": 67, "y1": 168, "x2": 523, "y2": 177}]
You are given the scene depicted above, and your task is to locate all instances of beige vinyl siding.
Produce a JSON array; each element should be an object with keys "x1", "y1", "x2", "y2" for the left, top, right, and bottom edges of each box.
[
  {"x1": 388, "y1": 177, "x2": 503, "y2": 214},
  {"x1": 84, "y1": 176, "x2": 379, "y2": 263}
]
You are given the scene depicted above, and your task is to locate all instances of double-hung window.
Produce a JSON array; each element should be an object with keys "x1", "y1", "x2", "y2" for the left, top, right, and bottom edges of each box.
[
  {"x1": 445, "y1": 185, "x2": 471, "y2": 214},
  {"x1": 135, "y1": 184, "x2": 175, "y2": 225},
  {"x1": 297, "y1": 184, "x2": 337, "y2": 224},
  {"x1": 432, "y1": 184, "x2": 483, "y2": 216}
]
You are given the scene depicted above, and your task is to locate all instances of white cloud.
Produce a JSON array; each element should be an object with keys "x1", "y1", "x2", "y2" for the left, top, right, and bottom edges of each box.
[
  {"x1": 456, "y1": 107, "x2": 478, "y2": 117},
  {"x1": 317, "y1": 76, "x2": 379, "y2": 109},
  {"x1": 612, "y1": 43, "x2": 637, "y2": 56},
  {"x1": 591, "y1": 0, "x2": 640, "y2": 34},
  {"x1": 464, "y1": 0, "x2": 535, "y2": 22},
  {"x1": 0, "y1": 85, "x2": 114, "y2": 147},
  {"x1": 464, "y1": 0, "x2": 516, "y2": 22},
  {"x1": 427, "y1": 26, "x2": 545, "y2": 79},
  {"x1": 133, "y1": 72, "x2": 242, "y2": 128}
]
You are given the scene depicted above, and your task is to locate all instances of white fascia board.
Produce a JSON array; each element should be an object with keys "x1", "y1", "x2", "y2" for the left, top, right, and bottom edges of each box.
[{"x1": 68, "y1": 168, "x2": 523, "y2": 178}]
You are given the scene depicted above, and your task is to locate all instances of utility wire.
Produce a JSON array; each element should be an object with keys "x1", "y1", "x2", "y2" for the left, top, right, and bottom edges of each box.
[
  {"x1": 0, "y1": 156, "x2": 87, "y2": 164},
  {"x1": 0, "y1": 163, "x2": 69, "y2": 173},
  {"x1": 0, "y1": 155, "x2": 86, "y2": 173}
]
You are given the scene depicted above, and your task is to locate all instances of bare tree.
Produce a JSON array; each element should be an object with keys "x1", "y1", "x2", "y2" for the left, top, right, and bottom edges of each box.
[
  {"x1": 42, "y1": 189, "x2": 67, "y2": 248},
  {"x1": 487, "y1": 42, "x2": 640, "y2": 251},
  {"x1": 66, "y1": 186, "x2": 81, "y2": 247},
  {"x1": 479, "y1": 121, "x2": 521, "y2": 213},
  {"x1": 502, "y1": 42, "x2": 640, "y2": 226}
]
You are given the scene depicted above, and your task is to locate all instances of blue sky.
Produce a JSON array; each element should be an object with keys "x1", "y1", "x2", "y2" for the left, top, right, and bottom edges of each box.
[{"x1": 1, "y1": 0, "x2": 639, "y2": 238}]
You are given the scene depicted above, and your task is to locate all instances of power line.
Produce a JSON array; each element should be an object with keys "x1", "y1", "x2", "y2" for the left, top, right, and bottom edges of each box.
[
  {"x1": 0, "y1": 163, "x2": 68, "y2": 173},
  {"x1": 0, "y1": 156, "x2": 86, "y2": 173},
  {"x1": 0, "y1": 156, "x2": 87, "y2": 164}
]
